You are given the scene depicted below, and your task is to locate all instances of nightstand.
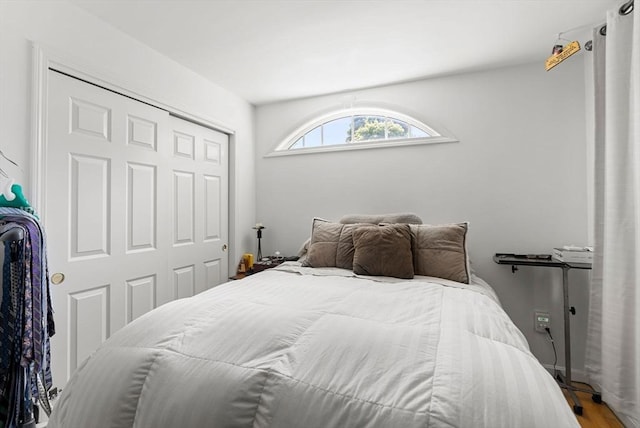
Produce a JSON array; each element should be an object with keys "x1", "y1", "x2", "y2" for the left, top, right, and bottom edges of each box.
[
  {"x1": 493, "y1": 253, "x2": 600, "y2": 415},
  {"x1": 229, "y1": 257, "x2": 289, "y2": 280},
  {"x1": 250, "y1": 258, "x2": 284, "y2": 273}
]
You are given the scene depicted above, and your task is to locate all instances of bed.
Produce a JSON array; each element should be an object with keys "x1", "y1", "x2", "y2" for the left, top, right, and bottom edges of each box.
[{"x1": 47, "y1": 216, "x2": 579, "y2": 428}]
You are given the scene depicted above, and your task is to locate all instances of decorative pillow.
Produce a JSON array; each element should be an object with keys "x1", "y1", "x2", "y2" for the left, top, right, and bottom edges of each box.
[
  {"x1": 296, "y1": 238, "x2": 311, "y2": 264},
  {"x1": 303, "y1": 218, "x2": 361, "y2": 269},
  {"x1": 352, "y1": 224, "x2": 414, "y2": 279},
  {"x1": 339, "y1": 212, "x2": 423, "y2": 225},
  {"x1": 409, "y1": 222, "x2": 470, "y2": 284}
]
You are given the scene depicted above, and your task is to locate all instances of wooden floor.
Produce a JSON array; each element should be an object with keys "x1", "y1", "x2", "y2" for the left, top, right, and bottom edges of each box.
[{"x1": 563, "y1": 383, "x2": 624, "y2": 428}]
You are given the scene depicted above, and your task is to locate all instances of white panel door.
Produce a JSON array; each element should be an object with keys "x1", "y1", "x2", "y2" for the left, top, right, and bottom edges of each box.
[
  {"x1": 45, "y1": 71, "x2": 229, "y2": 385},
  {"x1": 168, "y1": 116, "x2": 229, "y2": 298}
]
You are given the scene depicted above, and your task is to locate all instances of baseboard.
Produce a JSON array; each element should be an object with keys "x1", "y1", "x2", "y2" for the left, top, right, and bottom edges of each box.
[{"x1": 542, "y1": 364, "x2": 591, "y2": 384}]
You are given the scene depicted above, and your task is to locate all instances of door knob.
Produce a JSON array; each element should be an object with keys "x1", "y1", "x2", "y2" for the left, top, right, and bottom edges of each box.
[
  {"x1": 222, "y1": 244, "x2": 228, "y2": 252},
  {"x1": 51, "y1": 272, "x2": 65, "y2": 285}
]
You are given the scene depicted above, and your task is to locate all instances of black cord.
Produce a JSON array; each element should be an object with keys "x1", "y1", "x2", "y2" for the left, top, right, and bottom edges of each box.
[{"x1": 545, "y1": 327, "x2": 558, "y2": 376}]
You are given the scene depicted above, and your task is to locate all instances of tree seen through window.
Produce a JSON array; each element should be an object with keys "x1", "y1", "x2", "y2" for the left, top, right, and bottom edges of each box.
[{"x1": 288, "y1": 110, "x2": 435, "y2": 150}]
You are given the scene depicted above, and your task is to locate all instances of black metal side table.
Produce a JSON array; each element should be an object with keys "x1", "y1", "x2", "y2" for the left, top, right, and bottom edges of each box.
[{"x1": 493, "y1": 253, "x2": 601, "y2": 415}]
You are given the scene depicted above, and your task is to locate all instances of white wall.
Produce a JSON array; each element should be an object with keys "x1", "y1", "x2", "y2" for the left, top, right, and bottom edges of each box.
[
  {"x1": 0, "y1": 0, "x2": 256, "y2": 268},
  {"x1": 0, "y1": 0, "x2": 593, "y2": 381},
  {"x1": 255, "y1": 60, "x2": 592, "y2": 376}
]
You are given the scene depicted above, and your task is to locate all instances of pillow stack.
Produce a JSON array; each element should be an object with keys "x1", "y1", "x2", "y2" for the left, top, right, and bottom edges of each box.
[{"x1": 303, "y1": 216, "x2": 470, "y2": 283}]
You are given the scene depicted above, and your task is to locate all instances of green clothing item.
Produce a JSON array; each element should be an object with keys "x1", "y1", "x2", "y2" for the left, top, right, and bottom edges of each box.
[
  {"x1": 0, "y1": 184, "x2": 30, "y2": 208},
  {"x1": 0, "y1": 184, "x2": 37, "y2": 217}
]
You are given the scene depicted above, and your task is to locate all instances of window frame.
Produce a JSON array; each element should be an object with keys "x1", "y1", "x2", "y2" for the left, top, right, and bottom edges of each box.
[{"x1": 266, "y1": 107, "x2": 457, "y2": 157}]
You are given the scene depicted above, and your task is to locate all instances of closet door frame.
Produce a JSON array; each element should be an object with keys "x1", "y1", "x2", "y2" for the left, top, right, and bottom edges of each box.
[{"x1": 29, "y1": 43, "x2": 238, "y2": 278}]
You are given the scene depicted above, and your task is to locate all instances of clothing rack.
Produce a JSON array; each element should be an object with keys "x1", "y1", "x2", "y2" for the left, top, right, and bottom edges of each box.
[{"x1": 0, "y1": 208, "x2": 55, "y2": 428}]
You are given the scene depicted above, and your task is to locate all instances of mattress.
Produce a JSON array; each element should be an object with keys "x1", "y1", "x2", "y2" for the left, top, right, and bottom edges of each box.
[{"x1": 47, "y1": 262, "x2": 578, "y2": 427}]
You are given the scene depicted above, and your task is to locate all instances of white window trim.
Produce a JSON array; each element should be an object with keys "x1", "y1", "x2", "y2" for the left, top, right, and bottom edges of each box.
[{"x1": 265, "y1": 107, "x2": 458, "y2": 158}]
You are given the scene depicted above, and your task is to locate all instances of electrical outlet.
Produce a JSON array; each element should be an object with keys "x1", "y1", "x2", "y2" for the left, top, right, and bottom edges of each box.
[{"x1": 534, "y1": 311, "x2": 550, "y2": 332}]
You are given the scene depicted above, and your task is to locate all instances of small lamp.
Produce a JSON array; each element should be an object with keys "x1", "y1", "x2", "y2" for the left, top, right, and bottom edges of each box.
[{"x1": 253, "y1": 223, "x2": 265, "y2": 260}]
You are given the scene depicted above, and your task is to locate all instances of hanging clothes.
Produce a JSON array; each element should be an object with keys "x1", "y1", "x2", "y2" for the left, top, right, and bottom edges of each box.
[{"x1": 0, "y1": 208, "x2": 54, "y2": 428}]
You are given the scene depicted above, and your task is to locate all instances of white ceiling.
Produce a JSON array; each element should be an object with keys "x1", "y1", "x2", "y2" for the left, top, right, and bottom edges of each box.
[{"x1": 71, "y1": 0, "x2": 618, "y2": 105}]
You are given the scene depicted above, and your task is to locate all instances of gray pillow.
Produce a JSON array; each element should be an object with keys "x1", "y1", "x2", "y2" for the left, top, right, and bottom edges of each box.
[
  {"x1": 339, "y1": 212, "x2": 423, "y2": 225},
  {"x1": 352, "y1": 224, "x2": 414, "y2": 279},
  {"x1": 303, "y1": 218, "x2": 361, "y2": 269},
  {"x1": 410, "y1": 222, "x2": 470, "y2": 284}
]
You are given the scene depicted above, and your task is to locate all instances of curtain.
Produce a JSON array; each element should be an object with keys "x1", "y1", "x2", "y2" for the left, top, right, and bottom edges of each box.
[{"x1": 586, "y1": 3, "x2": 639, "y2": 427}]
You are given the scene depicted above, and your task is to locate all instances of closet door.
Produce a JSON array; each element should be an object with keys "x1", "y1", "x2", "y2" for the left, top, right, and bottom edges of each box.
[
  {"x1": 45, "y1": 71, "x2": 229, "y2": 385},
  {"x1": 167, "y1": 116, "x2": 229, "y2": 300}
]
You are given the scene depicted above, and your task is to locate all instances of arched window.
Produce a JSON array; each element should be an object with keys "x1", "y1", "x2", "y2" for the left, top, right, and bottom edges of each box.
[{"x1": 268, "y1": 108, "x2": 457, "y2": 157}]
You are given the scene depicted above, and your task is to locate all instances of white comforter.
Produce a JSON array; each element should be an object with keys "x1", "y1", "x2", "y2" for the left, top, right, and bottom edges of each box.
[{"x1": 48, "y1": 263, "x2": 578, "y2": 427}]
